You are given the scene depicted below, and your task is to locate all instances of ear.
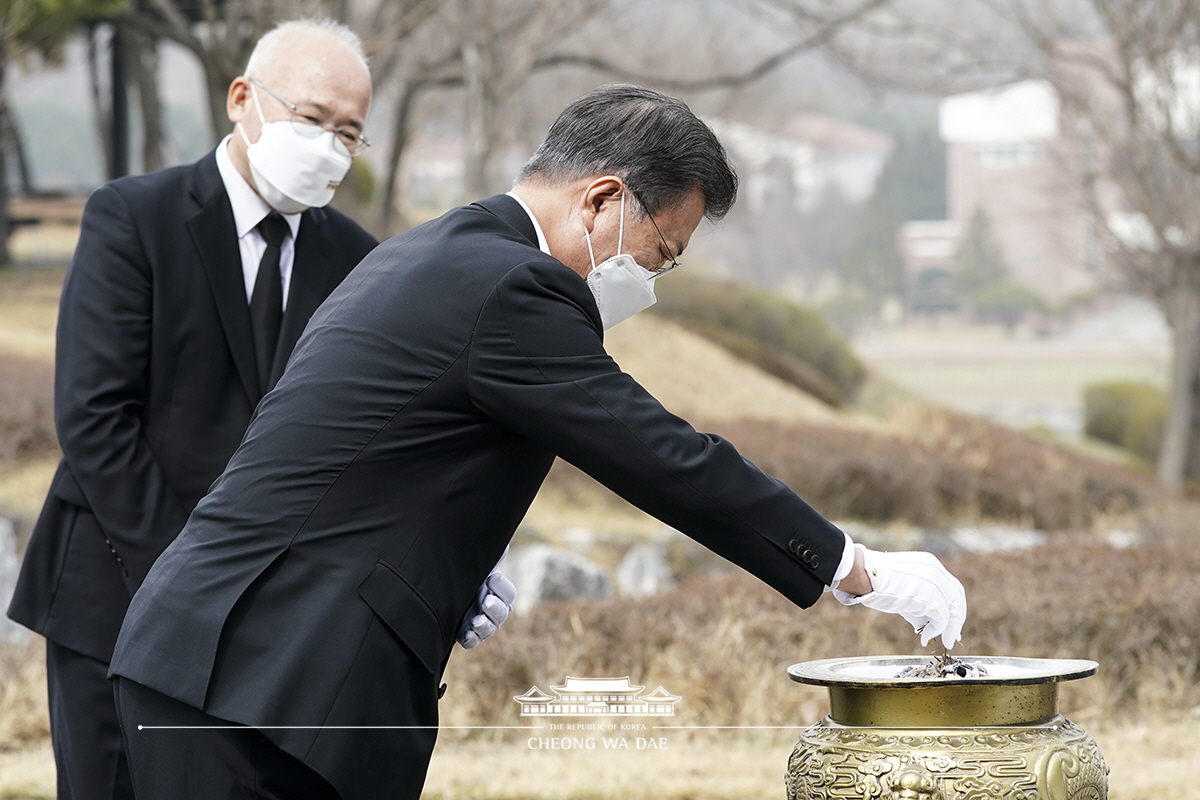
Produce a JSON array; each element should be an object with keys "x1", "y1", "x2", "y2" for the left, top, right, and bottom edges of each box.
[
  {"x1": 578, "y1": 176, "x2": 626, "y2": 234},
  {"x1": 227, "y1": 77, "x2": 252, "y2": 126}
]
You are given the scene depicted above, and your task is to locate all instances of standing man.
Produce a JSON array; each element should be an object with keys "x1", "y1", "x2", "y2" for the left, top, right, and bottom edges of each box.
[
  {"x1": 111, "y1": 84, "x2": 965, "y2": 800},
  {"x1": 9, "y1": 18, "x2": 450, "y2": 800}
]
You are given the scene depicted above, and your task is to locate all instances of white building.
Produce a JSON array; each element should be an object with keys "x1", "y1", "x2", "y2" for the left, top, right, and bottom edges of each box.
[
  {"x1": 712, "y1": 114, "x2": 894, "y2": 212},
  {"x1": 902, "y1": 80, "x2": 1100, "y2": 309}
]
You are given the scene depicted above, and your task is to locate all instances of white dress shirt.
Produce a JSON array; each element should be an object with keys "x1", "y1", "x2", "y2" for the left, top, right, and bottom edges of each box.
[
  {"x1": 506, "y1": 188, "x2": 857, "y2": 588},
  {"x1": 215, "y1": 135, "x2": 302, "y2": 311},
  {"x1": 506, "y1": 191, "x2": 552, "y2": 256}
]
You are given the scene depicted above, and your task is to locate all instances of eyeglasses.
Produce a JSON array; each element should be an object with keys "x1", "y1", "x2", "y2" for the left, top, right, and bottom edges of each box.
[
  {"x1": 631, "y1": 191, "x2": 680, "y2": 277},
  {"x1": 249, "y1": 78, "x2": 370, "y2": 158}
]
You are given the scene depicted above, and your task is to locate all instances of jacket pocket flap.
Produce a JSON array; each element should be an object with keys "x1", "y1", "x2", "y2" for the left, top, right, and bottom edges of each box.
[{"x1": 358, "y1": 561, "x2": 446, "y2": 674}]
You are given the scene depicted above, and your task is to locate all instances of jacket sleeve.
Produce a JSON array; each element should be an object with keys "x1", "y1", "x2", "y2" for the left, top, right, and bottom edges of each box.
[
  {"x1": 53, "y1": 183, "x2": 190, "y2": 591},
  {"x1": 466, "y1": 259, "x2": 844, "y2": 609}
]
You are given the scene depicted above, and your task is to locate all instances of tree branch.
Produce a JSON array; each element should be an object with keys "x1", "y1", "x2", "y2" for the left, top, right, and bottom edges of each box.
[{"x1": 532, "y1": 0, "x2": 888, "y2": 91}]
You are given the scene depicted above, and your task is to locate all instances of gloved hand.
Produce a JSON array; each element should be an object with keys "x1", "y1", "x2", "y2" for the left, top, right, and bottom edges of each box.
[
  {"x1": 833, "y1": 544, "x2": 966, "y2": 649},
  {"x1": 457, "y1": 551, "x2": 516, "y2": 649}
]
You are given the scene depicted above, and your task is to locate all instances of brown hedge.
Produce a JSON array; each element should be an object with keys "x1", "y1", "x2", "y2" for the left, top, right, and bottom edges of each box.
[{"x1": 438, "y1": 542, "x2": 1200, "y2": 736}]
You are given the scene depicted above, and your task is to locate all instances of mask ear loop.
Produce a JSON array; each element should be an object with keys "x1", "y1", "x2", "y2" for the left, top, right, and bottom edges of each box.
[
  {"x1": 583, "y1": 187, "x2": 626, "y2": 271},
  {"x1": 617, "y1": 189, "x2": 625, "y2": 255},
  {"x1": 583, "y1": 228, "x2": 597, "y2": 270},
  {"x1": 236, "y1": 82, "x2": 268, "y2": 147}
]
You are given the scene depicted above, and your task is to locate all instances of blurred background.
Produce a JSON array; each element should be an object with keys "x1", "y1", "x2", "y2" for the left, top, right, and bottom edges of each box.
[{"x1": 1, "y1": 0, "x2": 1199, "y2": 797}]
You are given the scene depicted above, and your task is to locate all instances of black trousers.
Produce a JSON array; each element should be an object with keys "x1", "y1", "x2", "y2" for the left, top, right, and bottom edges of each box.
[
  {"x1": 45, "y1": 639, "x2": 134, "y2": 800},
  {"x1": 114, "y1": 676, "x2": 340, "y2": 800}
]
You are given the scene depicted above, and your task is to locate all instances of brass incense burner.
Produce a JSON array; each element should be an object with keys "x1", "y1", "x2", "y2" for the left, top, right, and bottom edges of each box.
[{"x1": 786, "y1": 656, "x2": 1108, "y2": 800}]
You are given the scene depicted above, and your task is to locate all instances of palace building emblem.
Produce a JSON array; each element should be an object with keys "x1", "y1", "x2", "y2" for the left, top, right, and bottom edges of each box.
[{"x1": 514, "y1": 677, "x2": 681, "y2": 717}]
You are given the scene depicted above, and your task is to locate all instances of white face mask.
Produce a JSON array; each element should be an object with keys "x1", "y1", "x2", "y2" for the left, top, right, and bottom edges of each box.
[
  {"x1": 237, "y1": 84, "x2": 353, "y2": 214},
  {"x1": 584, "y1": 192, "x2": 659, "y2": 331}
]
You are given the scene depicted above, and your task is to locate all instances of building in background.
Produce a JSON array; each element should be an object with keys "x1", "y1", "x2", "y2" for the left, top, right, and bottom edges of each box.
[
  {"x1": 698, "y1": 115, "x2": 894, "y2": 301},
  {"x1": 712, "y1": 114, "x2": 894, "y2": 213},
  {"x1": 901, "y1": 80, "x2": 1102, "y2": 314}
]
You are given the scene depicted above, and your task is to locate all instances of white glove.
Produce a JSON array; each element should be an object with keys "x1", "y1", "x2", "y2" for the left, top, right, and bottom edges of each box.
[
  {"x1": 833, "y1": 544, "x2": 966, "y2": 649},
  {"x1": 457, "y1": 552, "x2": 516, "y2": 649}
]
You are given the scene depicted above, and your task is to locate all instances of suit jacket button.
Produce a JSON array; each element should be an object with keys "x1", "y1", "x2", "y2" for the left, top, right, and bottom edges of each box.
[
  {"x1": 788, "y1": 539, "x2": 801, "y2": 554},
  {"x1": 809, "y1": 554, "x2": 819, "y2": 568}
]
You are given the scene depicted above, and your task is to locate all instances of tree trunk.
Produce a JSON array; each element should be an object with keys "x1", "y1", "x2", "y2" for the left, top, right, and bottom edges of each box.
[
  {"x1": 87, "y1": 24, "x2": 114, "y2": 180},
  {"x1": 0, "y1": 29, "x2": 11, "y2": 267},
  {"x1": 124, "y1": 21, "x2": 164, "y2": 173},
  {"x1": 1156, "y1": 261, "x2": 1200, "y2": 490},
  {"x1": 379, "y1": 78, "x2": 421, "y2": 235},
  {"x1": 1184, "y1": 286, "x2": 1200, "y2": 487},
  {"x1": 204, "y1": 61, "x2": 233, "y2": 146},
  {"x1": 7, "y1": 117, "x2": 31, "y2": 195},
  {"x1": 109, "y1": 23, "x2": 130, "y2": 179},
  {"x1": 461, "y1": 37, "x2": 488, "y2": 199},
  {"x1": 1, "y1": 96, "x2": 32, "y2": 195}
]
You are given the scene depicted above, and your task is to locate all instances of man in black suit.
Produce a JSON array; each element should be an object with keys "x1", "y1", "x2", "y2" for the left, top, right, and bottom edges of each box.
[
  {"x1": 110, "y1": 84, "x2": 965, "y2": 800},
  {"x1": 8, "y1": 19, "x2": 523, "y2": 800}
]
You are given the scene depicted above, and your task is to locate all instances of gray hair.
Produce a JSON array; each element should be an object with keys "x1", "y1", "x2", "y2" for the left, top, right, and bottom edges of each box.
[
  {"x1": 244, "y1": 18, "x2": 369, "y2": 79},
  {"x1": 517, "y1": 84, "x2": 738, "y2": 221}
]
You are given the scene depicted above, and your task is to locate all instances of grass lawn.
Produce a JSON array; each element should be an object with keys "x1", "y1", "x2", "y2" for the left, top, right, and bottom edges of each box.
[{"x1": 855, "y1": 322, "x2": 1168, "y2": 439}]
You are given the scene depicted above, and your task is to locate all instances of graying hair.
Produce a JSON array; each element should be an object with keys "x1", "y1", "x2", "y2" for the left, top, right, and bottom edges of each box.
[
  {"x1": 518, "y1": 84, "x2": 737, "y2": 221},
  {"x1": 244, "y1": 18, "x2": 369, "y2": 78}
]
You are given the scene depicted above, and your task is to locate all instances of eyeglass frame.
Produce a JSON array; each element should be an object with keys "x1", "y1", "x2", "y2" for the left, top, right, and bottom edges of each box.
[
  {"x1": 248, "y1": 78, "x2": 371, "y2": 158},
  {"x1": 629, "y1": 189, "x2": 681, "y2": 278}
]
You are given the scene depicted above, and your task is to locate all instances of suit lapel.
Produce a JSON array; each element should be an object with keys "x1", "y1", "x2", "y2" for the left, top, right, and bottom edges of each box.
[
  {"x1": 271, "y1": 210, "x2": 334, "y2": 385},
  {"x1": 186, "y1": 152, "x2": 261, "y2": 404}
]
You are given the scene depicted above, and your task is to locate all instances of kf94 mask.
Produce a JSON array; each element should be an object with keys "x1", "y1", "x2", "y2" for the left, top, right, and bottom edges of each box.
[
  {"x1": 237, "y1": 84, "x2": 352, "y2": 214},
  {"x1": 584, "y1": 192, "x2": 659, "y2": 331}
]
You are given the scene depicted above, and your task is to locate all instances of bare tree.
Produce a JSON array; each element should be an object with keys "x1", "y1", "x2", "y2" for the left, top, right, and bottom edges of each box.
[
  {"x1": 119, "y1": 0, "x2": 906, "y2": 243},
  {"x1": 1, "y1": 0, "x2": 123, "y2": 263},
  {"x1": 831, "y1": 0, "x2": 1200, "y2": 490},
  {"x1": 369, "y1": 0, "x2": 904, "y2": 232},
  {"x1": 535, "y1": 0, "x2": 895, "y2": 92},
  {"x1": 122, "y1": 19, "x2": 165, "y2": 172},
  {"x1": 457, "y1": 0, "x2": 612, "y2": 197},
  {"x1": 125, "y1": 0, "x2": 443, "y2": 144},
  {"x1": 959, "y1": 1, "x2": 1200, "y2": 489},
  {"x1": 361, "y1": 0, "x2": 609, "y2": 231},
  {"x1": 124, "y1": 1, "x2": 284, "y2": 143}
]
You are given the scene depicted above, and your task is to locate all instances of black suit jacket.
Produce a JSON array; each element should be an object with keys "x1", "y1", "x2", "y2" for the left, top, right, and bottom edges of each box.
[
  {"x1": 109, "y1": 194, "x2": 845, "y2": 800},
  {"x1": 7, "y1": 150, "x2": 377, "y2": 661}
]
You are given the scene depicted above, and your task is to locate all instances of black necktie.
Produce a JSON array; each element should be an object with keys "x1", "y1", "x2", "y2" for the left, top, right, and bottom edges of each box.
[{"x1": 250, "y1": 213, "x2": 290, "y2": 398}]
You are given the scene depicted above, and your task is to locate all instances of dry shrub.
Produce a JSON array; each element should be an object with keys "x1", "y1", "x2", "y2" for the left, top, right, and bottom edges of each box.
[
  {"x1": 650, "y1": 274, "x2": 867, "y2": 406},
  {"x1": 1138, "y1": 500, "x2": 1200, "y2": 540},
  {"x1": 699, "y1": 406, "x2": 1171, "y2": 530},
  {"x1": 440, "y1": 542, "x2": 1200, "y2": 739},
  {"x1": 0, "y1": 544, "x2": 1192, "y2": 751},
  {"x1": 0, "y1": 641, "x2": 49, "y2": 749},
  {"x1": 539, "y1": 401, "x2": 1177, "y2": 534},
  {"x1": 951, "y1": 542, "x2": 1200, "y2": 719},
  {"x1": 1083, "y1": 381, "x2": 1167, "y2": 464},
  {"x1": 0, "y1": 355, "x2": 56, "y2": 468},
  {"x1": 667, "y1": 322, "x2": 849, "y2": 408}
]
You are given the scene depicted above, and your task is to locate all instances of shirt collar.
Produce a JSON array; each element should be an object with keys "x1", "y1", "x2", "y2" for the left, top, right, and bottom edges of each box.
[
  {"x1": 505, "y1": 190, "x2": 551, "y2": 256},
  {"x1": 215, "y1": 134, "x2": 302, "y2": 241}
]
